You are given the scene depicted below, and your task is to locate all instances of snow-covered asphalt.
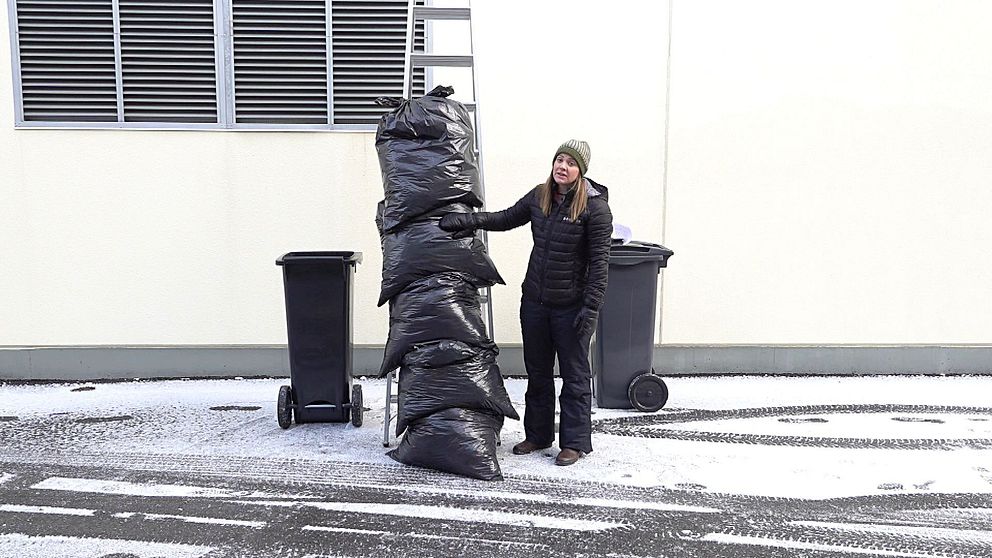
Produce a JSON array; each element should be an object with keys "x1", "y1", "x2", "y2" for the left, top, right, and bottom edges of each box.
[{"x1": 1, "y1": 375, "x2": 991, "y2": 557}]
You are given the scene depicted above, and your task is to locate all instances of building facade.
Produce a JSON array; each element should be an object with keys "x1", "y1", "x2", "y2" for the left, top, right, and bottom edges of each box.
[{"x1": 3, "y1": 0, "x2": 992, "y2": 379}]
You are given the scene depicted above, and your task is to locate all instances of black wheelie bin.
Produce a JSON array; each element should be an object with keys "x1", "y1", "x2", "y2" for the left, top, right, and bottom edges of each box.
[
  {"x1": 591, "y1": 241, "x2": 674, "y2": 412},
  {"x1": 275, "y1": 251, "x2": 363, "y2": 428}
]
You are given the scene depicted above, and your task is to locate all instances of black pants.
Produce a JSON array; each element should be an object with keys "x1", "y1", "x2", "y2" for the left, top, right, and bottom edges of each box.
[{"x1": 519, "y1": 299, "x2": 593, "y2": 453}]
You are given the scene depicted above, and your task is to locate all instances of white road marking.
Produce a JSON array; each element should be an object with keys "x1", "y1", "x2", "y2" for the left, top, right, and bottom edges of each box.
[
  {"x1": 0, "y1": 533, "x2": 213, "y2": 558},
  {"x1": 19, "y1": 470, "x2": 717, "y2": 514},
  {"x1": 408, "y1": 532, "x2": 548, "y2": 548},
  {"x1": 790, "y1": 520, "x2": 992, "y2": 544},
  {"x1": 702, "y1": 533, "x2": 943, "y2": 558},
  {"x1": 239, "y1": 499, "x2": 623, "y2": 531},
  {"x1": 363, "y1": 484, "x2": 713, "y2": 513},
  {"x1": 24, "y1": 474, "x2": 698, "y2": 531},
  {"x1": 130, "y1": 512, "x2": 265, "y2": 528},
  {"x1": 302, "y1": 525, "x2": 389, "y2": 535},
  {"x1": 301, "y1": 525, "x2": 548, "y2": 548},
  {"x1": 0, "y1": 503, "x2": 94, "y2": 516},
  {"x1": 572, "y1": 497, "x2": 721, "y2": 513},
  {"x1": 0, "y1": 473, "x2": 15, "y2": 485},
  {"x1": 0, "y1": 501, "x2": 262, "y2": 528},
  {"x1": 385, "y1": 485, "x2": 553, "y2": 503},
  {"x1": 31, "y1": 476, "x2": 311, "y2": 500}
]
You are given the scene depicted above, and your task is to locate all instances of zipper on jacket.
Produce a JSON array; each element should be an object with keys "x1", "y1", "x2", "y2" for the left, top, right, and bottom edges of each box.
[{"x1": 538, "y1": 199, "x2": 565, "y2": 304}]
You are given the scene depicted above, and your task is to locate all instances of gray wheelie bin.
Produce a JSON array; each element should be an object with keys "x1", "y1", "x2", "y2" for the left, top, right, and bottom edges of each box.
[
  {"x1": 275, "y1": 251, "x2": 363, "y2": 428},
  {"x1": 591, "y1": 241, "x2": 674, "y2": 412}
]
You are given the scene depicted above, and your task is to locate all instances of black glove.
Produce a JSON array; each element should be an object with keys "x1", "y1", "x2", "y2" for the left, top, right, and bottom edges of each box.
[
  {"x1": 439, "y1": 213, "x2": 478, "y2": 239},
  {"x1": 573, "y1": 306, "x2": 598, "y2": 339}
]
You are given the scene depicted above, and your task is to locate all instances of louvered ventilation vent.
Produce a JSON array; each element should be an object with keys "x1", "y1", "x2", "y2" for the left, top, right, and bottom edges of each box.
[
  {"x1": 15, "y1": 0, "x2": 118, "y2": 122},
  {"x1": 119, "y1": 0, "x2": 218, "y2": 123},
  {"x1": 332, "y1": 0, "x2": 424, "y2": 125},
  {"x1": 14, "y1": 0, "x2": 430, "y2": 127},
  {"x1": 232, "y1": 0, "x2": 328, "y2": 124}
]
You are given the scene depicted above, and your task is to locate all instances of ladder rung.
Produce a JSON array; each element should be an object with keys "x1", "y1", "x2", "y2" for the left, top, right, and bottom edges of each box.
[
  {"x1": 413, "y1": 6, "x2": 471, "y2": 21},
  {"x1": 410, "y1": 53, "x2": 474, "y2": 68}
]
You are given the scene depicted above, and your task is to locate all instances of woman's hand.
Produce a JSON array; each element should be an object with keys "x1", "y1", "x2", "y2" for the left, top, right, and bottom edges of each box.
[
  {"x1": 573, "y1": 306, "x2": 599, "y2": 339},
  {"x1": 439, "y1": 213, "x2": 478, "y2": 239}
]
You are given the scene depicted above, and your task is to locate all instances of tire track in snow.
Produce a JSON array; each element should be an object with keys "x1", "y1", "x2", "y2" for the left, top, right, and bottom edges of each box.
[{"x1": 593, "y1": 404, "x2": 992, "y2": 449}]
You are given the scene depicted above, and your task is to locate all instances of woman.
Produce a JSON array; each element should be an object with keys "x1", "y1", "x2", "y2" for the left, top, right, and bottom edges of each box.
[{"x1": 439, "y1": 140, "x2": 613, "y2": 466}]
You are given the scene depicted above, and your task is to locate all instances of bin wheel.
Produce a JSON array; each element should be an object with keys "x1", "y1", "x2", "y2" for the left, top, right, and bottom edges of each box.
[
  {"x1": 628, "y1": 373, "x2": 669, "y2": 412},
  {"x1": 277, "y1": 385, "x2": 293, "y2": 429},
  {"x1": 351, "y1": 384, "x2": 363, "y2": 427}
]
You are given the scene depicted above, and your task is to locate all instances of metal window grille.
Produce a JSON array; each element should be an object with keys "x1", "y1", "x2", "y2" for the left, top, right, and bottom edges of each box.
[
  {"x1": 14, "y1": 0, "x2": 118, "y2": 122},
  {"x1": 331, "y1": 0, "x2": 423, "y2": 125},
  {"x1": 120, "y1": 0, "x2": 219, "y2": 123},
  {"x1": 8, "y1": 0, "x2": 426, "y2": 128},
  {"x1": 231, "y1": 0, "x2": 327, "y2": 124}
]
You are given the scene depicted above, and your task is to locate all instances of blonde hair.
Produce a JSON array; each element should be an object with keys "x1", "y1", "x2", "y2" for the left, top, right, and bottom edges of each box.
[{"x1": 538, "y1": 174, "x2": 588, "y2": 222}]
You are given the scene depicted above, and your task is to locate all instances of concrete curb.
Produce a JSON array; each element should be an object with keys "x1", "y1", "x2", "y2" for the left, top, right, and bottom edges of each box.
[{"x1": 3, "y1": 344, "x2": 992, "y2": 381}]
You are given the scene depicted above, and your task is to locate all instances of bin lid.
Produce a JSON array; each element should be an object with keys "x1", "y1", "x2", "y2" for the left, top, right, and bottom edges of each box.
[
  {"x1": 609, "y1": 241, "x2": 673, "y2": 267},
  {"x1": 276, "y1": 251, "x2": 363, "y2": 266}
]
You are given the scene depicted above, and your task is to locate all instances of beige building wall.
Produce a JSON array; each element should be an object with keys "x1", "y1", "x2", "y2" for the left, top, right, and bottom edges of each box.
[
  {"x1": 462, "y1": 0, "x2": 668, "y2": 344},
  {"x1": 3, "y1": 0, "x2": 992, "y2": 357},
  {"x1": 662, "y1": 0, "x2": 992, "y2": 343},
  {"x1": 0, "y1": 0, "x2": 666, "y2": 348}
]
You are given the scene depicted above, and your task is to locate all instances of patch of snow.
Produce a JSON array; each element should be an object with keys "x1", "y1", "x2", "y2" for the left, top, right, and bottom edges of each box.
[
  {"x1": 668, "y1": 412, "x2": 992, "y2": 438},
  {"x1": 5, "y1": 376, "x2": 992, "y2": 499}
]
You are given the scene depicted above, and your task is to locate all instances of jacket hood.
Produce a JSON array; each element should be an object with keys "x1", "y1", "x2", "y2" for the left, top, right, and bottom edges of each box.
[
  {"x1": 553, "y1": 178, "x2": 609, "y2": 204},
  {"x1": 585, "y1": 178, "x2": 609, "y2": 202}
]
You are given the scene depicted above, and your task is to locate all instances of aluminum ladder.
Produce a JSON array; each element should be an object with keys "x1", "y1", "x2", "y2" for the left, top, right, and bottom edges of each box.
[{"x1": 384, "y1": 0, "x2": 494, "y2": 447}]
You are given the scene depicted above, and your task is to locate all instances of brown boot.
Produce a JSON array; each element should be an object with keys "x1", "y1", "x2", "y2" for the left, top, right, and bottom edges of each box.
[
  {"x1": 512, "y1": 440, "x2": 551, "y2": 455},
  {"x1": 555, "y1": 448, "x2": 585, "y2": 466}
]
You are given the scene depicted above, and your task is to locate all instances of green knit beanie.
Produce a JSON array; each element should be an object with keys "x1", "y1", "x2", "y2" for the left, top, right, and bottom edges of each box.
[{"x1": 555, "y1": 139, "x2": 591, "y2": 175}]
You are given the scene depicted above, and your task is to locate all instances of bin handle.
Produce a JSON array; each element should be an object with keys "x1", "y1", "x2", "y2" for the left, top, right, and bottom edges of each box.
[
  {"x1": 276, "y1": 252, "x2": 363, "y2": 266},
  {"x1": 610, "y1": 255, "x2": 670, "y2": 267}
]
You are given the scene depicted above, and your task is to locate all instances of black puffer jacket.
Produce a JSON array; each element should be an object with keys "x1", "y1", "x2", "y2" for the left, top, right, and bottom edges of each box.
[{"x1": 475, "y1": 179, "x2": 613, "y2": 309}]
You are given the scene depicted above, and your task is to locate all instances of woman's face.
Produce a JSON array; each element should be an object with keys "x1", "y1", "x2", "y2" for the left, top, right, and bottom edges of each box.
[{"x1": 552, "y1": 153, "x2": 581, "y2": 187}]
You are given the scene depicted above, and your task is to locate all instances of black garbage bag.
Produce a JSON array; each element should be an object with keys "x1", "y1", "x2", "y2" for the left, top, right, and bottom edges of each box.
[
  {"x1": 375, "y1": 199, "x2": 386, "y2": 242},
  {"x1": 395, "y1": 341, "x2": 518, "y2": 435},
  {"x1": 394, "y1": 340, "x2": 474, "y2": 422},
  {"x1": 380, "y1": 273, "x2": 495, "y2": 376},
  {"x1": 376, "y1": 199, "x2": 472, "y2": 243},
  {"x1": 402, "y1": 338, "x2": 478, "y2": 368},
  {"x1": 378, "y1": 216, "x2": 504, "y2": 306},
  {"x1": 375, "y1": 86, "x2": 482, "y2": 233},
  {"x1": 387, "y1": 407, "x2": 505, "y2": 481}
]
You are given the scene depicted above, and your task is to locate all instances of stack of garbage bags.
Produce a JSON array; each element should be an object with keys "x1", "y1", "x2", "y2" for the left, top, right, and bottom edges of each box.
[{"x1": 374, "y1": 86, "x2": 519, "y2": 481}]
